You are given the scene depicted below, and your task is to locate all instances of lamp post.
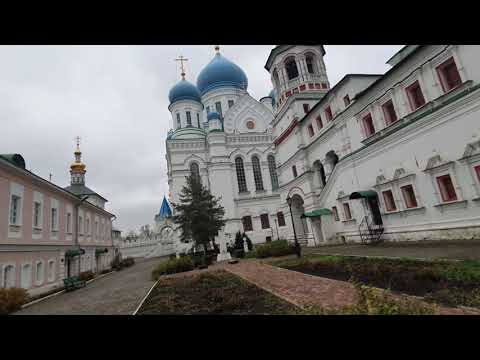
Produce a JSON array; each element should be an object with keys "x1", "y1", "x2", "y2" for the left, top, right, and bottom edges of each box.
[{"x1": 286, "y1": 196, "x2": 301, "y2": 258}]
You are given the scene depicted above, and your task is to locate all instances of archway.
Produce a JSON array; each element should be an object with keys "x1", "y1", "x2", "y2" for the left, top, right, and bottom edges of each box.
[
  {"x1": 313, "y1": 160, "x2": 326, "y2": 188},
  {"x1": 290, "y1": 194, "x2": 308, "y2": 239}
]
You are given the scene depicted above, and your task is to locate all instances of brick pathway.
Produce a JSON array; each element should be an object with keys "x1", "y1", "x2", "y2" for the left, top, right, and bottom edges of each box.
[
  {"x1": 224, "y1": 259, "x2": 480, "y2": 315},
  {"x1": 15, "y1": 257, "x2": 166, "y2": 315}
]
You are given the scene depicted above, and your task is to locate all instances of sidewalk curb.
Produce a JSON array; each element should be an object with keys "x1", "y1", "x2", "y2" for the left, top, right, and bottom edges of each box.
[
  {"x1": 20, "y1": 270, "x2": 116, "y2": 310},
  {"x1": 132, "y1": 280, "x2": 159, "y2": 315}
]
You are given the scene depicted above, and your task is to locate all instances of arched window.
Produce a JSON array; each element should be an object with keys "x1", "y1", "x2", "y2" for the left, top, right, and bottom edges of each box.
[
  {"x1": 21, "y1": 263, "x2": 32, "y2": 289},
  {"x1": 190, "y1": 162, "x2": 200, "y2": 182},
  {"x1": 313, "y1": 160, "x2": 326, "y2": 188},
  {"x1": 285, "y1": 57, "x2": 299, "y2": 80},
  {"x1": 326, "y1": 150, "x2": 339, "y2": 171},
  {"x1": 252, "y1": 156, "x2": 264, "y2": 191},
  {"x1": 2, "y1": 265, "x2": 15, "y2": 288},
  {"x1": 36, "y1": 261, "x2": 44, "y2": 285},
  {"x1": 48, "y1": 260, "x2": 55, "y2": 282},
  {"x1": 273, "y1": 69, "x2": 281, "y2": 90},
  {"x1": 267, "y1": 155, "x2": 279, "y2": 190},
  {"x1": 235, "y1": 157, "x2": 248, "y2": 193},
  {"x1": 305, "y1": 53, "x2": 318, "y2": 74}
]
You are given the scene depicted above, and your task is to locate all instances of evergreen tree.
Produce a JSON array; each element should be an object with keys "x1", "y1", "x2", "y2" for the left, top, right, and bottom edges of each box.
[{"x1": 172, "y1": 174, "x2": 226, "y2": 260}]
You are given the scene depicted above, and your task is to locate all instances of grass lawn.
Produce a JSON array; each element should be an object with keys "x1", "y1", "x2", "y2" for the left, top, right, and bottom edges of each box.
[
  {"x1": 137, "y1": 270, "x2": 299, "y2": 315},
  {"x1": 271, "y1": 255, "x2": 480, "y2": 309}
]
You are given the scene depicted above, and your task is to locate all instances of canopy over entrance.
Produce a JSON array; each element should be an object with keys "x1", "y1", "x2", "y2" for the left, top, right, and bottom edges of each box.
[
  {"x1": 65, "y1": 248, "x2": 85, "y2": 257},
  {"x1": 301, "y1": 208, "x2": 332, "y2": 218},
  {"x1": 95, "y1": 248, "x2": 109, "y2": 255},
  {"x1": 349, "y1": 190, "x2": 378, "y2": 200}
]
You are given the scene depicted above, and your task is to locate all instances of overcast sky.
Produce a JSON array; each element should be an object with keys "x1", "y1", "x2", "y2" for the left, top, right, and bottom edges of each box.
[{"x1": 0, "y1": 45, "x2": 403, "y2": 233}]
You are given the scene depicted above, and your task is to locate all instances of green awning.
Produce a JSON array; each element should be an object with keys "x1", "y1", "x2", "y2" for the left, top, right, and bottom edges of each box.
[
  {"x1": 301, "y1": 208, "x2": 333, "y2": 218},
  {"x1": 349, "y1": 191, "x2": 378, "y2": 200},
  {"x1": 65, "y1": 249, "x2": 85, "y2": 257},
  {"x1": 95, "y1": 248, "x2": 108, "y2": 255}
]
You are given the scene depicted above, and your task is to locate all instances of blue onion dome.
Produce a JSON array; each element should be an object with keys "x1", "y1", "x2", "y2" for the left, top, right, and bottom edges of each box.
[
  {"x1": 168, "y1": 79, "x2": 202, "y2": 104},
  {"x1": 207, "y1": 111, "x2": 221, "y2": 121},
  {"x1": 197, "y1": 52, "x2": 248, "y2": 95}
]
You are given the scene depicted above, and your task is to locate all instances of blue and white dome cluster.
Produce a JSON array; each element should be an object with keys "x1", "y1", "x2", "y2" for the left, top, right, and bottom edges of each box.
[{"x1": 169, "y1": 48, "x2": 249, "y2": 106}]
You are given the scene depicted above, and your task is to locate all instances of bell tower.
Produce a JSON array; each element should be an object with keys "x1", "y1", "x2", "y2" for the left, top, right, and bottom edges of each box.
[
  {"x1": 70, "y1": 136, "x2": 86, "y2": 186},
  {"x1": 264, "y1": 45, "x2": 329, "y2": 113}
]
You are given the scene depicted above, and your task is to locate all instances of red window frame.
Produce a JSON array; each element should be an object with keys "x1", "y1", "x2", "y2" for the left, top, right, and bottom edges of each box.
[
  {"x1": 382, "y1": 190, "x2": 397, "y2": 212},
  {"x1": 332, "y1": 206, "x2": 339, "y2": 221},
  {"x1": 343, "y1": 203, "x2": 352, "y2": 220},
  {"x1": 382, "y1": 99, "x2": 398, "y2": 126},
  {"x1": 406, "y1": 80, "x2": 426, "y2": 111},
  {"x1": 242, "y1": 216, "x2": 253, "y2": 232},
  {"x1": 436, "y1": 175, "x2": 458, "y2": 202},
  {"x1": 321, "y1": 82, "x2": 328, "y2": 89},
  {"x1": 316, "y1": 115, "x2": 323, "y2": 130},
  {"x1": 303, "y1": 103, "x2": 310, "y2": 113},
  {"x1": 325, "y1": 106, "x2": 333, "y2": 121},
  {"x1": 260, "y1": 214, "x2": 270, "y2": 229},
  {"x1": 401, "y1": 184, "x2": 418, "y2": 209},
  {"x1": 362, "y1": 113, "x2": 376, "y2": 137},
  {"x1": 308, "y1": 124, "x2": 314, "y2": 137},
  {"x1": 475, "y1": 165, "x2": 480, "y2": 183},
  {"x1": 343, "y1": 94, "x2": 350, "y2": 107},
  {"x1": 277, "y1": 212, "x2": 286, "y2": 227},
  {"x1": 436, "y1": 57, "x2": 462, "y2": 93}
]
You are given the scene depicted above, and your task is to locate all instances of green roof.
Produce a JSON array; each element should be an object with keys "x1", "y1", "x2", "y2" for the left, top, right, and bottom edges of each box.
[
  {"x1": 302, "y1": 208, "x2": 332, "y2": 218},
  {"x1": 65, "y1": 249, "x2": 85, "y2": 257},
  {"x1": 95, "y1": 248, "x2": 109, "y2": 255},
  {"x1": 349, "y1": 191, "x2": 378, "y2": 200},
  {"x1": 0, "y1": 154, "x2": 25, "y2": 169}
]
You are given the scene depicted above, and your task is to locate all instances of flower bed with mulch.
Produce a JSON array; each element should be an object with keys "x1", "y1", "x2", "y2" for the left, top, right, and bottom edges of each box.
[
  {"x1": 137, "y1": 270, "x2": 299, "y2": 315},
  {"x1": 271, "y1": 255, "x2": 480, "y2": 309}
]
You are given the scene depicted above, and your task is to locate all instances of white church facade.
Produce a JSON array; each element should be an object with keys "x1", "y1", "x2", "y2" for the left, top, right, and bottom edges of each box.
[{"x1": 165, "y1": 45, "x2": 480, "y2": 249}]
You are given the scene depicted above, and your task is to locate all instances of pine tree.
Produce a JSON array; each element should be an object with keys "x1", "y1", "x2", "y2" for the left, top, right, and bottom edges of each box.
[{"x1": 172, "y1": 174, "x2": 226, "y2": 260}]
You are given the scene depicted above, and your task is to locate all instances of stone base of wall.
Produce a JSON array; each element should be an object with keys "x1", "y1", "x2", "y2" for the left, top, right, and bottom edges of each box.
[{"x1": 340, "y1": 225, "x2": 480, "y2": 244}]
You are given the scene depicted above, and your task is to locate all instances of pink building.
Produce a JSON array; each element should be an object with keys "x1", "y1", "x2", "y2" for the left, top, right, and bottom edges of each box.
[{"x1": 0, "y1": 144, "x2": 115, "y2": 297}]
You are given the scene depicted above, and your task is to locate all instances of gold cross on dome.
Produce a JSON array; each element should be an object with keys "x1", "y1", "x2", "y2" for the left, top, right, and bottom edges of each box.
[
  {"x1": 175, "y1": 55, "x2": 189, "y2": 79},
  {"x1": 75, "y1": 136, "x2": 81, "y2": 149}
]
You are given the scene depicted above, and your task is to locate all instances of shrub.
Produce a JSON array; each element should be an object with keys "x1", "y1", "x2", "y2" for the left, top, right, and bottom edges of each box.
[
  {"x1": 0, "y1": 288, "x2": 29, "y2": 315},
  {"x1": 78, "y1": 271, "x2": 95, "y2": 282},
  {"x1": 232, "y1": 249, "x2": 245, "y2": 259},
  {"x1": 111, "y1": 254, "x2": 123, "y2": 270},
  {"x1": 121, "y1": 257, "x2": 135, "y2": 268},
  {"x1": 100, "y1": 269, "x2": 110, "y2": 275},
  {"x1": 152, "y1": 256, "x2": 195, "y2": 280},
  {"x1": 255, "y1": 240, "x2": 296, "y2": 258},
  {"x1": 191, "y1": 253, "x2": 215, "y2": 267}
]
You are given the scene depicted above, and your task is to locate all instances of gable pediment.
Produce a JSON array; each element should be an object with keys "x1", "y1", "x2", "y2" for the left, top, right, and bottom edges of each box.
[{"x1": 223, "y1": 94, "x2": 274, "y2": 134}]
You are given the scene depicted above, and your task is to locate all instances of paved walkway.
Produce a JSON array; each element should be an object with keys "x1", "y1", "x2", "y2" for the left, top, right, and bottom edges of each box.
[
  {"x1": 15, "y1": 257, "x2": 164, "y2": 315},
  {"x1": 303, "y1": 240, "x2": 480, "y2": 261},
  {"x1": 224, "y1": 259, "x2": 480, "y2": 315}
]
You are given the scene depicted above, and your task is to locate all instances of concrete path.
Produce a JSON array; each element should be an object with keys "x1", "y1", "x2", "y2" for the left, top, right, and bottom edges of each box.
[
  {"x1": 15, "y1": 257, "x2": 164, "y2": 315},
  {"x1": 303, "y1": 240, "x2": 480, "y2": 261}
]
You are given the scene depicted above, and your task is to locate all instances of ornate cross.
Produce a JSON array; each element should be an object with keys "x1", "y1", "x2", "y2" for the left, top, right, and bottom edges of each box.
[
  {"x1": 175, "y1": 55, "x2": 188, "y2": 79},
  {"x1": 75, "y1": 136, "x2": 81, "y2": 148}
]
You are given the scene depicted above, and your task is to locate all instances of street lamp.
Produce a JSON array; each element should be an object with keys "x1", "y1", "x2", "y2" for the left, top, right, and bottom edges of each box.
[{"x1": 286, "y1": 195, "x2": 301, "y2": 258}]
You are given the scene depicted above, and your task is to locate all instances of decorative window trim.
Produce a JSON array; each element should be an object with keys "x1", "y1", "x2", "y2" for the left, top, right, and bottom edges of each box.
[
  {"x1": 21, "y1": 262, "x2": 32, "y2": 289},
  {"x1": 35, "y1": 260, "x2": 44, "y2": 286},
  {"x1": 1, "y1": 263, "x2": 16, "y2": 289},
  {"x1": 424, "y1": 155, "x2": 463, "y2": 204},
  {"x1": 47, "y1": 259, "x2": 56, "y2": 283},
  {"x1": 373, "y1": 169, "x2": 420, "y2": 211}
]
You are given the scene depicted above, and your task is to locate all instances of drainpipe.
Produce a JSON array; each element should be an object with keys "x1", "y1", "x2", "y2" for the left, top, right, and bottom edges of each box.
[{"x1": 74, "y1": 196, "x2": 90, "y2": 276}]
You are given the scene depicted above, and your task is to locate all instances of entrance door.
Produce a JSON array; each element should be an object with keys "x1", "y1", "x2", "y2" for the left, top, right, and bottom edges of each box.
[
  {"x1": 66, "y1": 259, "x2": 71, "y2": 278},
  {"x1": 367, "y1": 196, "x2": 383, "y2": 225}
]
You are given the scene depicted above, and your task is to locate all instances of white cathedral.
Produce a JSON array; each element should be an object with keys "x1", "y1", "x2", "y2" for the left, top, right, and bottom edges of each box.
[{"x1": 153, "y1": 44, "x2": 480, "y2": 256}]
